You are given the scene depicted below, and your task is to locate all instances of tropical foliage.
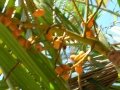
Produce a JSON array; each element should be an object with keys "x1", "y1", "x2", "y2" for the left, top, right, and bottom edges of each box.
[{"x1": 0, "y1": 0, "x2": 120, "y2": 90}]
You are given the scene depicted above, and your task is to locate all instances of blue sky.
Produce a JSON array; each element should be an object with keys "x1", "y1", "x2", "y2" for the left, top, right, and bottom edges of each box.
[
  {"x1": 96, "y1": 0, "x2": 120, "y2": 44},
  {"x1": 97, "y1": 0, "x2": 120, "y2": 27}
]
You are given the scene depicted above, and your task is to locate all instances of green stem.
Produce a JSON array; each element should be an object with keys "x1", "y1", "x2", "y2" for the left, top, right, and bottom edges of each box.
[
  {"x1": 87, "y1": 0, "x2": 103, "y2": 24},
  {"x1": 50, "y1": 26, "x2": 110, "y2": 56},
  {"x1": 72, "y1": 0, "x2": 84, "y2": 23},
  {"x1": 85, "y1": 0, "x2": 89, "y2": 22},
  {"x1": 83, "y1": 0, "x2": 89, "y2": 37},
  {"x1": 2, "y1": 70, "x2": 15, "y2": 90}
]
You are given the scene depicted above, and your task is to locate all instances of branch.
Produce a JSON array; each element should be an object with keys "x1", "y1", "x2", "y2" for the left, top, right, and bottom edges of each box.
[
  {"x1": 49, "y1": 26, "x2": 110, "y2": 56},
  {"x1": 76, "y1": 1, "x2": 120, "y2": 17},
  {"x1": 85, "y1": 0, "x2": 89, "y2": 22},
  {"x1": 87, "y1": 0, "x2": 103, "y2": 24},
  {"x1": 83, "y1": 0, "x2": 89, "y2": 37},
  {"x1": 71, "y1": 0, "x2": 84, "y2": 23}
]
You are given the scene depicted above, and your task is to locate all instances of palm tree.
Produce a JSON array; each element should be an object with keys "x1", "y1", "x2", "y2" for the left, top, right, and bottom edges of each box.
[{"x1": 0, "y1": 0, "x2": 120, "y2": 90}]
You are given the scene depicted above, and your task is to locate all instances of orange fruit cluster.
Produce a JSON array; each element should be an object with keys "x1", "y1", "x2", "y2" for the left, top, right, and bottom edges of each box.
[
  {"x1": 70, "y1": 51, "x2": 85, "y2": 74},
  {"x1": 5, "y1": 7, "x2": 14, "y2": 18},
  {"x1": 0, "y1": 8, "x2": 47, "y2": 51},
  {"x1": 85, "y1": 30, "x2": 94, "y2": 38},
  {"x1": 53, "y1": 38, "x2": 62, "y2": 50},
  {"x1": 85, "y1": 15, "x2": 95, "y2": 38},
  {"x1": 53, "y1": 36, "x2": 67, "y2": 50},
  {"x1": 81, "y1": 14, "x2": 95, "y2": 38},
  {"x1": 81, "y1": 17, "x2": 94, "y2": 29},
  {"x1": 55, "y1": 64, "x2": 71, "y2": 80},
  {"x1": 0, "y1": 12, "x2": 32, "y2": 49},
  {"x1": 17, "y1": 37, "x2": 31, "y2": 48},
  {"x1": 87, "y1": 16, "x2": 94, "y2": 29},
  {"x1": 33, "y1": 9, "x2": 45, "y2": 17},
  {"x1": 35, "y1": 43, "x2": 44, "y2": 52},
  {"x1": 45, "y1": 32, "x2": 53, "y2": 41},
  {"x1": 70, "y1": 51, "x2": 85, "y2": 62},
  {"x1": 46, "y1": 32, "x2": 68, "y2": 50},
  {"x1": 75, "y1": 65, "x2": 83, "y2": 74}
]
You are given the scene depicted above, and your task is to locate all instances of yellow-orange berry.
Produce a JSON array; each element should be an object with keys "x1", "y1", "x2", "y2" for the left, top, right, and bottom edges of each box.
[
  {"x1": 8, "y1": 23, "x2": 17, "y2": 31},
  {"x1": 33, "y1": 9, "x2": 45, "y2": 17},
  {"x1": 70, "y1": 54, "x2": 76, "y2": 61},
  {"x1": 5, "y1": 7, "x2": 14, "y2": 17},
  {"x1": 2, "y1": 17, "x2": 12, "y2": 26},
  {"x1": 55, "y1": 66, "x2": 63, "y2": 75},
  {"x1": 46, "y1": 32, "x2": 53, "y2": 41},
  {"x1": 75, "y1": 65, "x2": 83, "y2": 74},
  {"x1": 24, "y1": 40, "x2": 31, "y2": 49},
  {"x1": 61, "y1": 65, "x2": 71, "y2": 71},
  {"x1": 17, "y1": 37, "x2": 26, "y2": 47},
  {"x1": 35, "y1": 44, "x2": 44, "y2": 52},
  {"x1": 87, "y1": 15, "x2": 94, "y2": 28},
  {"x1": 86, "y1": 30, "x2": 94, "y2": 38},
  {"x1": 17, "y1": 37, "x2": 31, "y2": 48},
  {"x1": 53, "y1": 39, "x2": 62, "y2": 49},
  {"x1": 61, "y1": 73, "x2": 70, "y2": 80},
  {"x1": 12, "y1": 29, "x2": 22, "y2": 38}
]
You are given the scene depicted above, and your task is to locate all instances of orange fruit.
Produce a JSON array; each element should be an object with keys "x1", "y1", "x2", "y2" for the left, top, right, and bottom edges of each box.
[
  {"x1": 24, "y1": 40, "x2": 31, "y2": 49},
  {"x1": 53, "y1": 39, "x2": 62, "y2": 49},
  {"x1": 87, "y1": 15, "x2": 94, "y2": 28},
  {"x1": 5, "y1": 7, "x2": 14, "y2": 17},
  {"x1": 61, "y1": 73, "x2": 70, "y2": 80},
  {"x1": 86, "y1": 30, "x2": 94, "y2": 38},
  {"x1": 61, "y1": 65, "x2": 71, "y2": 71},
  {"x1": 12, "y1": 29, "x2": 22, "y2": 38},
  {"x1": 55, "y1": 65, "x2": 71, "y2": 80},
  {"x1": 87, "y1": 19, "x2": 94, "y2": 28},
  {"x1": 2, "y1": 17, "x2": 12, "y2": 26},
  {"x1": 75, "y1": 65, "x2": 83, "y2": 74},
  {"x1": 0, "y1": 15, "x2": 4, "y2": 22},
  {"x1": 17, "y1": 37, "x2": 26, "y2": 47},
  {"x1": 55, "y1": 66, "x2": 63, "y2": 75},
  {"x1": 33, "y1": 9, "x2": 45, "y2": 17},
  {"x1": 35, "y1": 44, "x2": 44, "y2": 52},
  {"x1": 70, "y1": 54, "x2": 76, "y2": 61},
  {"x1": 45, "y1": 32, "x2": 53, "y2": 41},
  {"x1": 17, "y1": 37, "x2": 31, "y2": 48},
  {"x1": 81, "y1": 16, "x2": 94, "y2": 29},
  {"x1": 8, "y1": 23, "x2": 17, "y2": 31}
]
